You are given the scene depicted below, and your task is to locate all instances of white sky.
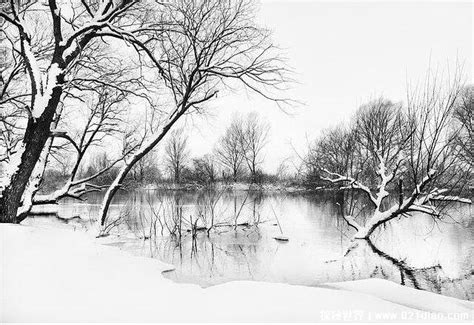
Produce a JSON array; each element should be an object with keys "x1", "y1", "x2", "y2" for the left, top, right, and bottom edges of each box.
[{"x1": 173, "y1": 0, "x2": 473, "y2": 173}]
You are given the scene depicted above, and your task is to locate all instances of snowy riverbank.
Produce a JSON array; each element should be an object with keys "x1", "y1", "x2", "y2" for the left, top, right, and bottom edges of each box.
[{"x1": 1, "y1": 224, "x2": 472, "y2": 322}]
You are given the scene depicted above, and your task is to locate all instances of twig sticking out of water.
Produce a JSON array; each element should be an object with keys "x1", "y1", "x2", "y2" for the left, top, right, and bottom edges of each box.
[
  {"x1": 270, "y1": 203, "x2": 288, "y2": 241},
  {"x1": 270, "y1": 204, "x2": 284, "y2": 235}
]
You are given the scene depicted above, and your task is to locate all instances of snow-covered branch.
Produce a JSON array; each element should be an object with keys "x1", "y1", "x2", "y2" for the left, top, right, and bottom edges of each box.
[
  {"x1": 429, "y1": 195, "x2": 472, "y2": 204},
  {"x1": 321, "y1": 168, "x2": 378, "y2": 207},
  {"x1": 372, "y1": 151, "x2": 403, "y2": 210},
  {"x1": 33, "y1": 182, "x2": 107, "y2": 205}
]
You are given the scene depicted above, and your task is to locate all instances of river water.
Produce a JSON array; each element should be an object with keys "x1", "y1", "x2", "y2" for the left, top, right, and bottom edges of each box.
[{"x1": 27, "y1": 189, "x2": 473, "y2": 300}]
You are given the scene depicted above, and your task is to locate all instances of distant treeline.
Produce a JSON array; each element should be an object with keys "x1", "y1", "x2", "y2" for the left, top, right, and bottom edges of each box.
[{"x1": 40, "y1": 86, "x2": 472, "y2": 195}]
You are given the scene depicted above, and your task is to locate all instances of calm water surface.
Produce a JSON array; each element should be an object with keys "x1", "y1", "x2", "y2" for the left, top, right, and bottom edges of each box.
[{"x1": 27, "y1": 189, "x2": 474, "y2": 300}]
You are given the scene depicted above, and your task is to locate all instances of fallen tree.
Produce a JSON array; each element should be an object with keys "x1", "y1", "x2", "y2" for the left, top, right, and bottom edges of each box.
[{"x1": 321, "y1": 69, "x2": 472, "y2": 239}]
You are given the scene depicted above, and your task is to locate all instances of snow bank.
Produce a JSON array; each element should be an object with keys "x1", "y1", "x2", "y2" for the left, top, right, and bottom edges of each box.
[
  {"x1": 1, "y1": 224, "x2": 472, "y2": 322},
  {"x1": 326, "y1": 279, "x2": 473, "y2": 316}
]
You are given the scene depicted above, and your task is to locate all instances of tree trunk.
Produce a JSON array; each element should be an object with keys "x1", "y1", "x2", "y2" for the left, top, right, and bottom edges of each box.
[
  {"x1": 98, "y1": 110, "x2": 186, "y2": 230},
  {"x1": 0, "y1": 87, "x2": 63, "y2": 223},
  {"x1": 98, "y1": 162, "x2": 135, "y2": 228},
  {"x1": 175, "y1": 166, "x2": 180, "y2": 184}
]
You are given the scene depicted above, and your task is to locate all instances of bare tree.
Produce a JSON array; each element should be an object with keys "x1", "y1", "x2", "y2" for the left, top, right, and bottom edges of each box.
[
  {"x1": 0, "y1": 107, "x2": 23, "y2": 164},
  {"x1": 30, "y1": 88, "x2": 131, "y2": 207},
  {"x1": 321, "y1": 71, "x2": 471, "y2": 239},
  {"x1": 275, "y1": 159, "x2": 291, "y2": 181},
  {"x1": 164, "y1": 129, "x2": 189, "y2": 184},
  {"x1": 304, "y1": 124, "x2": 357, "y2": 188},
  {"x1": 192, "y1": 154, "x2": 217, "y2": 185},
  {"x1": 83, "y1": 153, "x2": 116, "y2": 185},
  {"x1": 351, "y1": 98, "x2": 408, "y2": 187},
  {"x1": 453, "y1": 86, "x2": 473, "y2": 167},
  {"x1": 215, "y1": 117, "x2": 245, "y2": 182},
  {"x1": 97, "y1": 0, "x2": 291, "y2": 231},
  {"x1": 0, "y1": 17, "x2": 27, "y2": 165},
  {"x1": 128, "y1": 150, "x2": 160, "y2": 185},
  {"x1": 0, "y1": 0, "x2": 176, "y2": 223},
  {"x1": 239, "y1": 112, "x2": 270, "y2": 182}
]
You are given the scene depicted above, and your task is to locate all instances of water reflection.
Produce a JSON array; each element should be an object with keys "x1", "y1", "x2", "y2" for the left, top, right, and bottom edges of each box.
[
  {"x1": 28, "y1": 189, "x2": 473, "y2": 300},
  {"x1": 335, "y1": 239, "x2": 472, "y2": 300}
]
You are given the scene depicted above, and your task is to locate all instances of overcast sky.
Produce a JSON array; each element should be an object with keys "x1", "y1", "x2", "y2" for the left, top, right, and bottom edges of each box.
[{"x1": 176, "y1": 0, "x2": 472, "y2": 173}]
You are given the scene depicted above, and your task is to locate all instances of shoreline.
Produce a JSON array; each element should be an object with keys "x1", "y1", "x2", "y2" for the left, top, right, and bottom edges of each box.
[
  {"x1": 1, "y1": 223, "x2": 472, "y2": 322},
  {"x1": 137, "y1": 181, "x2": 317, "y2": 193}
]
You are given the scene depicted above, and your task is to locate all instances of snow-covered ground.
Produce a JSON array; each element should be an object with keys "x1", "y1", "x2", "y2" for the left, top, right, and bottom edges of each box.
[{"x1": 1, "y1": 224, "x2": 472, "y2": 322}]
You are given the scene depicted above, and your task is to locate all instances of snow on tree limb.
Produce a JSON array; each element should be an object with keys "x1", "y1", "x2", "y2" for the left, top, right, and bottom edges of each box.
[
  {"x1": 32, "y1": 64, "x2": 63, "y2": 119},
  {"x1": 373, "y1": 151, "x2": 395, "y2": 210},
  {"x1": 0, "y1": 142, "x2": 26, "y2": 198},
  {"x1": 22, "y1": 42, "x2": 42, "y2": 99},
  {"x1": 349, "y1": 169, "x2": 471, "y2": 239},
  {"x1": 16, "y1": 139, "x2": 52, "y2": 217},
  {"x1": 321, "y1": 168, "x2": 378, "y2": 207},
  {"x1": 319, "y1": 79, "x2": 471, "y2": 240},
  {"x1": 429, "y1": 195, "x2": 472, "y2": 204}
]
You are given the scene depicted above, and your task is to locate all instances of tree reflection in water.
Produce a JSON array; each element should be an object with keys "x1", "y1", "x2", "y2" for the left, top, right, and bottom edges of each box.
[
  {"x1": 31, "y1": 190, "x2": 472, "y2": 300},
  {"x1": 132, "y1": 220, "x2": 472, "y2": 301},
  {"x1": 334, "y1": 239, "x2": 473, "y2": 300}
]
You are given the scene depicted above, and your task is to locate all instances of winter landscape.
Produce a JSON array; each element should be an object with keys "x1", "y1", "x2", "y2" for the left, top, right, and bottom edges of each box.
[{"x1": 0, "y1": 0, "x2": 473, "y2": 323}]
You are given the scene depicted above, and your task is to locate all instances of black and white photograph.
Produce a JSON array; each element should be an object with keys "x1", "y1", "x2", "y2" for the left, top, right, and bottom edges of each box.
[{"x1": 0, "y1": 0, "x2": 472, "y2": 323}]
